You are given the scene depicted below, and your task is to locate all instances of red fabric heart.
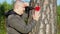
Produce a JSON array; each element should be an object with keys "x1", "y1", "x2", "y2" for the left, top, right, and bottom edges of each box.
[{"x1": 34, "y1": 6, "x2": 41, "y2": 11}]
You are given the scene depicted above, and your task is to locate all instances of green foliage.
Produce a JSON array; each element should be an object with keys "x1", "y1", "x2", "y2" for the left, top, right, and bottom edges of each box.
[
  {"x1": 12, "y1": 0, "x2": 15, "y2": 8},
  {"x1": 57, "y1": 5, "x2": 60, "y2": 25},
  {"x1": 0, "y1": 1, "x2": 13, "y2": 34},
  {"x1": 57, "y1": 5, "x2": 60, "y2": 34},
  {"x1": 57, "y1": 5, "x2": 60, "y2": 15}
]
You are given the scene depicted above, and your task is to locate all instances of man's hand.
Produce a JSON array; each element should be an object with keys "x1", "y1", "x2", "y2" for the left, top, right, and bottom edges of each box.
[
  {"x1": 32, "y1": 11, "x2": 40, "y2": 21},
  {"x1": 32, "y1": 5, "x2": 41, "y2": 21}
]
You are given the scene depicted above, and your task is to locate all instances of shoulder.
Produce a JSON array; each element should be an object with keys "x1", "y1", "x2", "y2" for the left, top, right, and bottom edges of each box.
[
  {"x1": 5, "y1": 9, "x2": 13, "y2": 17},
  {"x1": 7, "y1": 14, "x2": 21, "y2": 20}
]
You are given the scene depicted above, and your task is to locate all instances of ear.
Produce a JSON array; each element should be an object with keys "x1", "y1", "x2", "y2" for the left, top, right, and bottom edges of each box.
[{"x1": 14, "y1": 4, "x2": 19, "y2": 9}]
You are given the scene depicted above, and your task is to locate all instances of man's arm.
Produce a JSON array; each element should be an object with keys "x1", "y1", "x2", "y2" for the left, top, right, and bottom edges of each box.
[{"x1": 7, "y1": 14, "x2": 37, "y2": 33}]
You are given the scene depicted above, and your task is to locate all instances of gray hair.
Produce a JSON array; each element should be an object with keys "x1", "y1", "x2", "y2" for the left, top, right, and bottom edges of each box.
[{"x1": 14, "y1": 1, "x2": 21, "y2": 8}]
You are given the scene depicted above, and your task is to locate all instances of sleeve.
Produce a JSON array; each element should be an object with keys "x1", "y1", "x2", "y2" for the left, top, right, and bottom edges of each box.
[{"x1": 7, "y1": 14, "x2": 37, "y2": 33}]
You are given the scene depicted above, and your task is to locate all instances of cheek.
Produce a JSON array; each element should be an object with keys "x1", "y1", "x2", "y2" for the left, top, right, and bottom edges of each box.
[
  {"x1": 23, "y1": 8, "x2": 25, "y2": 11},
  {"x1": 19, "y1": 7, "x2": 25, "y2": 12}
]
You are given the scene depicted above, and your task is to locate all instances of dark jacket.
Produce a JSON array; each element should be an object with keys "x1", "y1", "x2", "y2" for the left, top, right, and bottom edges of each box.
[{"x1": 6, "y1": 9, "x2": 37, "y2": 34}]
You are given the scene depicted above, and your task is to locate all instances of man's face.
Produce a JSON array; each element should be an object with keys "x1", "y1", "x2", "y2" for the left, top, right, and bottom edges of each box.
[{"x1": 14, "y1": 1, "x2": 29, "y2": 15}]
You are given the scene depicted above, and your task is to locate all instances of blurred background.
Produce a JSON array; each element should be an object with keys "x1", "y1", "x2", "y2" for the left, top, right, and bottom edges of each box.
[{"x1": 0, "y1": 0, "x2": 60, "y2": 34}]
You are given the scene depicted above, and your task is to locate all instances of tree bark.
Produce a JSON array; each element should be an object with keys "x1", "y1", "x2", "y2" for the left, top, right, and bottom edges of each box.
[{"x1": 28, "y1": 0, "x2": 57, "y2": 34}]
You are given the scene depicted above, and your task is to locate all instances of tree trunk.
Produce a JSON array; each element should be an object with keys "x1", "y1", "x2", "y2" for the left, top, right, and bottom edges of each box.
[{"x1": 28, "y1": 0, "x2": 57, "y2": 34}]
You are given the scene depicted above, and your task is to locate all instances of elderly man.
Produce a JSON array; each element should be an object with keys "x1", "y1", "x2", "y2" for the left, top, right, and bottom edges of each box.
[{"x1": 6, "y1": 0, "x2": 40, "y2": 34}]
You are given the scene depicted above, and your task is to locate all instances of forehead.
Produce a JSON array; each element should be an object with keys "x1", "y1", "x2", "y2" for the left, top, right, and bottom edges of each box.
[{"x1": 15, "y1": 1, "x2": 22, "y2": 6}]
